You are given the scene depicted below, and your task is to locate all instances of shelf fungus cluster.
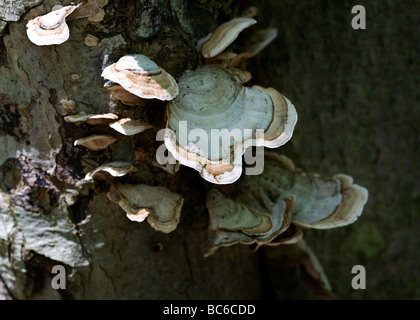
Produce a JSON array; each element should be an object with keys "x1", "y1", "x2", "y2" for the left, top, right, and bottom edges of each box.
[
  {"x1": 61, "y1": 54, "x2": 184, "y2": 231},
  {"x1": 201, "y1": 18, "x2": 257, "y2": 58},
  {"x1": 48, "y1": 5, "x2": 367, "y2": 266},
  {"x1": 163, "y1": 16, "x2": 295, "y2": 185},
  {"x1": 206, "y1": 152, "x2": 368, "y2": 255},
  {"x1": 26, "y1": 5, "x2": 80, "y2": 46}
]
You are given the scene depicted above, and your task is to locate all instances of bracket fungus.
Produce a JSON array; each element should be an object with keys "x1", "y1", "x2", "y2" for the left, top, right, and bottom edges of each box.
[
  {"x1": 74, "y1": 134, "x2": 117, "y2": 151},
  {"x1": 201, "y1": 18, "x2": 257, "y2": 58},
  {"x1": 109, "y1": 118, "x2": 153, "y2": 136},
  {"x1": 107, "y1": 183, "x2": 184, "y2": 233},
  {"x1": 64, "y1": 112, "x2": 118, "y2": 125},
  {"x1": 84, "y1": 161, "x2": 136, "y2": 181},
  {"x1": 205, "y1": 152, "x2": 368, "y2": 254},
  {"x1": 26, "y1": 5, "x2": 80, "y2": 46},
  {"x1": 164, "y1": 65, "x2": 297, "y2": 184},
  {"x1": 101, "y1": 54, "x2": 179, "y2": 101}
]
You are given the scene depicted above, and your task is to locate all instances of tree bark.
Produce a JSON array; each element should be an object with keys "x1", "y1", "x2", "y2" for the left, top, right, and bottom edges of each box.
[{"x1": 0, "y1": 0, "x2": 418, "y2": 300}]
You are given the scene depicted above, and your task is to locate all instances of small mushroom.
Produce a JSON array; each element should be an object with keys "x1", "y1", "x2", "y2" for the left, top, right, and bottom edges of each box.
[
  {"x1": 164, "y1": 65, "x2": 297, "y2": 184},
  {"x1": 201, "y1": 18, "x2": 257, "y2": 58},
  {"x1": 107, "y1": 183, "x2": 184, "y2": 233},
  {"x1": 101, "y1": 54, "x2": 179, "y2": 101},
  {"x1": 109, "y1": 118, "x2": 153, "y2": 136},
  {"x1": 64, "y1": 112, "x2": 118, "y2": 125},
  {"x1": 74, "y1": 134, "x2": 117, "y2": 150},
  {"x1": 107, "y1": 184, "x2": 150, "y2": 222},
  {"x1": 26, "y1": 5, "x2": 80, "y2": 46},
  {"x1": 84, "y1": 34, "x2": 99, "y2": 47},
  {"x1": 84, "y1": 161, "x2": 136, "y2": 180}
]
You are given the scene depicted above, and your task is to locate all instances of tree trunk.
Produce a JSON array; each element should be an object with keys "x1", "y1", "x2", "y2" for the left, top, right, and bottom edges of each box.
[{"x1": 0, "y1": 0, "x2": 418, "y2": 300}]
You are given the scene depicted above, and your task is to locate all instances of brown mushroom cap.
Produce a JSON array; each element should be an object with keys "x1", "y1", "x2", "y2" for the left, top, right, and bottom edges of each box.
[{"x1": 26, "y1": 5, "x2": 80, "y2": 46}]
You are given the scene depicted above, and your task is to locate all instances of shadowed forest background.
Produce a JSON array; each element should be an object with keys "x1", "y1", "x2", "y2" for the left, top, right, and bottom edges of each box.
[{"x1": 0, "y1": 0, "x2": 419, "y2": 299}]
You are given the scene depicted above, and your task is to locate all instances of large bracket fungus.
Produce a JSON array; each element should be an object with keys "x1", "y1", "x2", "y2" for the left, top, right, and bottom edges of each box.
[{"x1": 164, "y1": 65, "x2": 297, "y2": 184}]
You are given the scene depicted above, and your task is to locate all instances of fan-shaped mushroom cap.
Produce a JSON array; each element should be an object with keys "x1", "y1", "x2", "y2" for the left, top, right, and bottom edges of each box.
[
  {"x1": 201, "y1": 18, "x2": 257, "y2": 58},
  {"x1": 109, "y1": 118, "x2": 153, "y2": 136},
  {"x1": 205, "y1": 152, "x2": 368, "y2": 254},
  {"x1": 84, "y1": 161, "x2": 136, "y2": 180},
  {"x1": 107, "y1": 183, "x2": 184, "y2": 233},
  {"x1": 101, "y1": 54, "x2": 179, "y2": 101},
  {"x1": 164, "y1": 65, "x2": 297, "y2": 184},
  {"x1": 26, "y1": 5, "x2": 80, "y2": 46},
  {"x1": 64, "y1": 112, "x2": 118, "y2": 124},
  {"x1": 74, "y1": 134, "x2": 117, "y2": 150}
]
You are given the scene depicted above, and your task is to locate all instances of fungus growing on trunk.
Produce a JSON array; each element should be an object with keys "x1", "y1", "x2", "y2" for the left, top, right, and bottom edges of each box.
[
  {"x1": 164, "y1": 65, "x2": 297, "y2": 184},
  {"x1": 109, "y1": 118, "x2": 153, "y2": 136},
  {"x1": 26, "y1": 5, "x2": 80, "y2": 46},
  {"x1": 107, "y1": 183, "x2": 184, "y2": 233},
  {"x1": 84, "y1": 161, "x2": 136, "y2": 181},
  {"x1": 101, "y1": 54, "x2": 179, "y2": 101},
  {"x1": 205, "y1": 152, "x2": 368, "y2": 254},
  {"x1": 201, "y1": 18, "x2": 257, "y2": 58}
]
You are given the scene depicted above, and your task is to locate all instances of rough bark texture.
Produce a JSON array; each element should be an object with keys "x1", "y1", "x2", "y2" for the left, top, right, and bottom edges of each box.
[{"x1": 0, "y1": 0, "x2": 419, "y2": 299}]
